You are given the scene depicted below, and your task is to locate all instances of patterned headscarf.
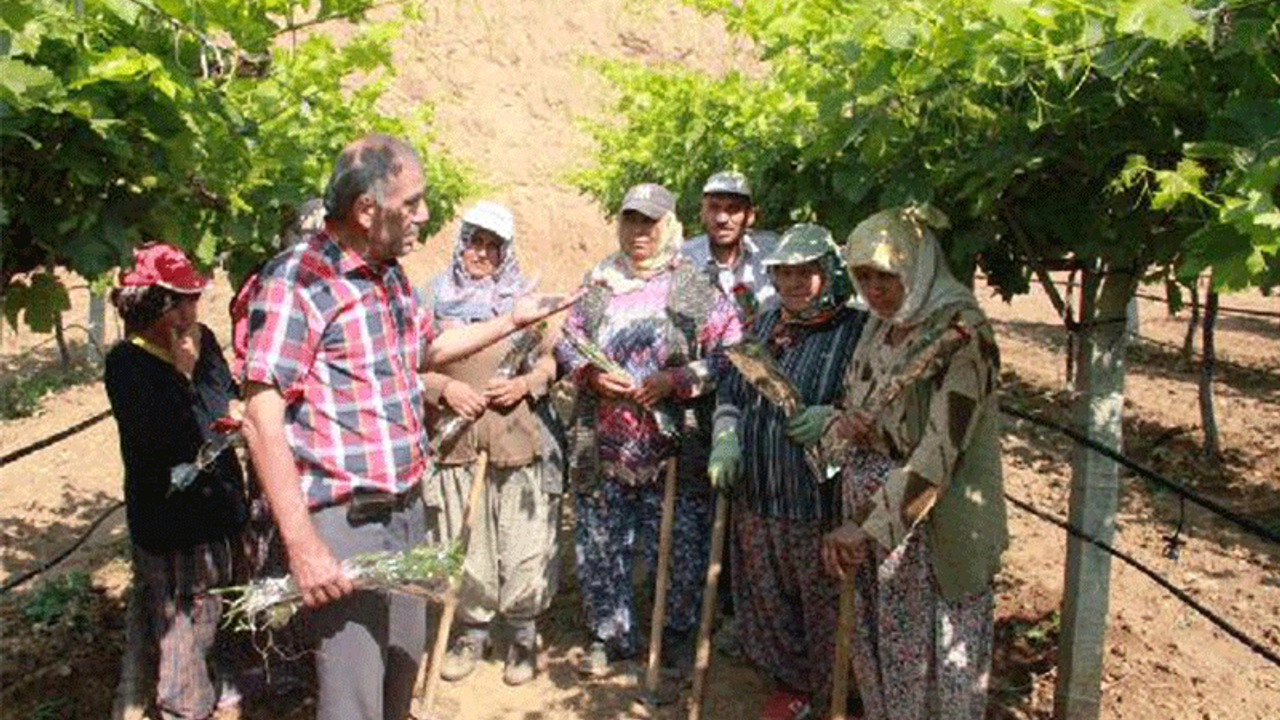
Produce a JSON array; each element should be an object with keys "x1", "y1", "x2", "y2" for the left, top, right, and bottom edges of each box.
[
  {"x1": 764, "y1": 222, "x2": 854, "y2": 325},
  {"x1": 430, "y1": 201, "x2": 531, "y2": 322},
  {"x1": 844, "y1": 205, "x2": 975, "y2": 325},
  {"x1": 585, "y1": 211, "x2": 685, "y2": 295}
]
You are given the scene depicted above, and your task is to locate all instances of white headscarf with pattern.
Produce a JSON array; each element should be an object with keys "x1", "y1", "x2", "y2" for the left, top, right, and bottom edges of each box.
[
  {"x1": 585, "y1": 211, "x2": 685, "y2": 295},
  {"x1": 844, "y1": 205, "x2": 975, "y2": 325}
]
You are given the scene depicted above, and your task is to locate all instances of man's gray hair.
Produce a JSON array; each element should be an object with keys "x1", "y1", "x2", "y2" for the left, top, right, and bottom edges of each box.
[{"x1": 323, "y1": 134, "x2": 422, "y2": 221}]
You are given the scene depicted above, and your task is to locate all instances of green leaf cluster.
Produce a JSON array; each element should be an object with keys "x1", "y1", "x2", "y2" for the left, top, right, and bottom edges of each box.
[
  {"x1": 2, "y1": 0, "x2": 471, "y2": 330},
  {"x1": 20, "y1": 569, "x2": 93, "y2": 627},
  {"x1": 0, "y1": 352, "x2": 100, "y2": 419},
  {"x1": 581, "y1": 0, "x2": 1279, "y2": 296}
]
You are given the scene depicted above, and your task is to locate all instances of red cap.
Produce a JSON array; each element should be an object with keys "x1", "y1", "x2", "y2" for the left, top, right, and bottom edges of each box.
[{"x1": 119, "y1": 242, "x2": 207, "y2": 293}]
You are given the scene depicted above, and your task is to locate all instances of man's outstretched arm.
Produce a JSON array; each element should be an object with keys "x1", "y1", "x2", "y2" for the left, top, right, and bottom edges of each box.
[{"x1": 422, "y1": 289, "x2": 582, "y2": 370}]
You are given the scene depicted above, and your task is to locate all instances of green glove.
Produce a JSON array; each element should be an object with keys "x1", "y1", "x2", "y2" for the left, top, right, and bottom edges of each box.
[
  {"x1": 707, "y1": 429, "x2": 743, "y2": 491},
  {"x1": 786, "y1": 405, "x2": 834, "y2": 447}
]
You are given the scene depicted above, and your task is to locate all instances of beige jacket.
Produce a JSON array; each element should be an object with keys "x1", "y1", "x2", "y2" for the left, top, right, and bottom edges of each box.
[{"x1": 834, "y1": 303, "x2": 1008, "y2": 600}]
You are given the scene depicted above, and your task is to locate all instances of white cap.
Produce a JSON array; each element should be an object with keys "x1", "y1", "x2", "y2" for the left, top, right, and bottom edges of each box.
[{"x1": 461, "y1": 201, "x2": 514, "y2": 243}]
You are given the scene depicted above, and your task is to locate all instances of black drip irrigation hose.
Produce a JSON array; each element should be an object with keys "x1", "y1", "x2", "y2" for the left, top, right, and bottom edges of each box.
[
  {"x1": 1006, "y1": 492, "x2": 1280, "y2": 670},
  {"x1": 2, "y1": 403, "x2": 1278, "y2": 677},
  {"x1": 0, "y1": 409, "x2": 113, "y2": 469},
  {"x1": 0, "y1": 500, "x2": 125, "y2": 594},
  {"x1": 999, "y1": 403, "x2": 1280, "y2": 547}
]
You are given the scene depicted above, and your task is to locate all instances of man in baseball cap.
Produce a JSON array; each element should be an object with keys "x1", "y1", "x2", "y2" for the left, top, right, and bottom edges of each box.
[
  {"x1": 679, "y1": 171, "x2": 779, "y2": 660},
  {"x1": 680, "y1": 171, "x2": 778, "y2": 323}
]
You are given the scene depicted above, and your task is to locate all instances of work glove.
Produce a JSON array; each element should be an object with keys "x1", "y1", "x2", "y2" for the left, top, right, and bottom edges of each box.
[
  {"x1": 785, "y1": 405, "x2": 835, "y2": 447},
  {"x1": 707, "y1": 429, "x2": 743, "y2": 492}
]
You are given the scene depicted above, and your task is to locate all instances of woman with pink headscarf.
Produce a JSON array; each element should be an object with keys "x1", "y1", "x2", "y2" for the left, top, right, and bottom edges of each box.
[{"x1": 555, "y1": 183, "x2": 743, "y2": 680}]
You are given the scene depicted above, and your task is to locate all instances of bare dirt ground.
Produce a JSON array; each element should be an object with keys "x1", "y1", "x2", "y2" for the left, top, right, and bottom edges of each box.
[{"x1": 2, "y1": 2, "x2": 1279, "y2": 719}]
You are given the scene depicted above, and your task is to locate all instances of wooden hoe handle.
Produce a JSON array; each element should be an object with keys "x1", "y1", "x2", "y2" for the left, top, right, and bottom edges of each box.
[{"x1": 415, "y1": 450, "x2": 489, "y2": 706}]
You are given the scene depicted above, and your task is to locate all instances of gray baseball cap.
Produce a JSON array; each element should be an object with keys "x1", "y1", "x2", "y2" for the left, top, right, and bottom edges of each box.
[
  {"x1": 619, "y1": 183, "x2": 675, "y2": 219},
  {"x1": 702, "y1": 170, "x2": 752, "y2": 200}
]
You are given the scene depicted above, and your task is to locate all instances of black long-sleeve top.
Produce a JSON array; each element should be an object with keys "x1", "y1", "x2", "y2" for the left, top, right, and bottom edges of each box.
[{"x1": 104, "y1": 325, "x2": 247, "y2": 553}]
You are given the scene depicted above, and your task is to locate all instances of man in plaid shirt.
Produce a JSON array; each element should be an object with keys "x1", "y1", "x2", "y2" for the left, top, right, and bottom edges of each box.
[{"x1": 241, "y1": 134, "x2": 569, "y2": 720}]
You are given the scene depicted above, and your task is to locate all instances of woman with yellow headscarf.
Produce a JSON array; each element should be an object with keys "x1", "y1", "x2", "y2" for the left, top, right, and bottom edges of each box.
[{"x1": 808, "y1": 207, "x2": 1008, "y2": 720}]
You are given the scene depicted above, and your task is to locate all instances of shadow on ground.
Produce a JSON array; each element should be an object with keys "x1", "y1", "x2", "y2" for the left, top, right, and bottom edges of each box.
[
  {"x1": 0, "y1": 489, "x2": 125, "y2": 580},
  {"x1": 988, "y1": 575, "x2": 1059, "y2": 720},
  {"x1": 991, "y1": 318, "x2": 1280, "y2": 402},
  {"x1": 998, "y1": 368, "x2": 1280, "y2": 573},
  {"x1": 0, "y1": 554, "x2": 128, "y2": 720}
]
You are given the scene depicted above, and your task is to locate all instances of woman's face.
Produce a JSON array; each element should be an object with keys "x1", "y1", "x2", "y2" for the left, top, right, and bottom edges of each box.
[
  {"x1": 156, "y1": 293, "x2": 200, "y2": 338},
  {"x1": 461, "y1": 228, "x2": 504, "y2": 279},
  {"x1": 852, "y1": 265, "x2": 906, "y2": 318},
  {"x1": 618, "y1": 210, "x2": 663, "y2": 264},
  {"x1": 772, "y1": 261, "x2": 825, "y2": 314}
]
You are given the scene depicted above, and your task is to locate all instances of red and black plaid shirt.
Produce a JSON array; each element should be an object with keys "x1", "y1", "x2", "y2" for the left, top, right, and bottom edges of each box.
[{"x1": 243, "y1": 231, "x2": 434, "y2": 508}]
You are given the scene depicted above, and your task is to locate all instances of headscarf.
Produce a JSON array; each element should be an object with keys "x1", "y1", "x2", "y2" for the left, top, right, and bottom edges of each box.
[
  {"x1": 763, "y1": 223, "x2": 854, "y2": 325},
  {"x1": 584, "y1": 211, "x2": 685, "y2": 295},
  {"x1": 844, "y1": 206, "x2": 975, "y2": 325},
  {"x1": 431, "y1": 201, "x2": 530, "y2": 322}
]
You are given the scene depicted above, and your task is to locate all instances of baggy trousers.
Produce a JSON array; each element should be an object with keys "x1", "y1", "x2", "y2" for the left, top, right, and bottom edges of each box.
[
  {"x1": 428, "y1": 459, "x2": 561, "y2": 632},
  {"x1": 574, "y1": 477, "x2": 713, "y2": 658}
]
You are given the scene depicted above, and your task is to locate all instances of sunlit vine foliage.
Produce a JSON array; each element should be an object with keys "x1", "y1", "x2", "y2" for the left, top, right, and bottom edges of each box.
[
  {"x1": 1, "y1": 0, "x2": 472, "y2": 332},
  {"x1": 576, "y1": 0, "x2": 1279, "y2": 297}
]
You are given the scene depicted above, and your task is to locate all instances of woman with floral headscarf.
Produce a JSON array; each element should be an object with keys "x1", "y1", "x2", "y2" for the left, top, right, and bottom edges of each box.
[
  {"x1": 706, "y1": 223, "x2": 867, "y2": 720},
  {"x1": 104, "y1": 242, "x2": 249, "y2": 719},
  {"x1": 422, "y1": 201, "x2": 564, "y2": 686},
  {"x1": 555, "y1": 183, "x2": 743, "y2": 679},
  {"x1": 809, "y1": 207, "x2": 1007, "y2": 720}
]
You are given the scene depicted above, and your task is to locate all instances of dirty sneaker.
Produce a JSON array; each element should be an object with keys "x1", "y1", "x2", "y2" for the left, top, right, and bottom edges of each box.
[
  {"x1": 439, "y1": 628, "x2": 489, "y2": 682},
  {"x1": 579, "y1": 640, "x2": 611, "y2": 678},
  {"x1": 503, "y1": 640, "x2": 537, "y2": 686}
]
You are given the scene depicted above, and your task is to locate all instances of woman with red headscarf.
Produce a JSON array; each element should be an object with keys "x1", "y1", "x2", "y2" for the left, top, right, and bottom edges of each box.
[{"x1": 105, "y1": 242, "x2": 249, "y2": 719}]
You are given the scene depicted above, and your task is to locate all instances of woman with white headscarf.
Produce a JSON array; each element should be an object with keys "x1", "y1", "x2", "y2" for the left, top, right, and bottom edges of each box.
[
  {"x1": 809, "y1": 207, "x2": 1008, "y2": 720},
  {"x1": 424, "y1": 201, "x2": 564, "y2": 686}
]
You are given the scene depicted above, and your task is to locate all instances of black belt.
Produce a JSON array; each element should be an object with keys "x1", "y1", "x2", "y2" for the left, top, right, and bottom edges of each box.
[{"x1": 346, "y1": 486, "x2": 419, "y2": 524}]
